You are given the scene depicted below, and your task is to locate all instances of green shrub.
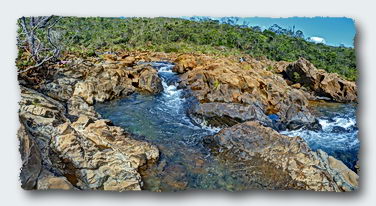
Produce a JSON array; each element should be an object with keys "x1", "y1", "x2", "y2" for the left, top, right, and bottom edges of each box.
[
  {"x1": 213, "y1": 80, "x2": 221, "y2": 90},
  {"x1": 293, "y1": 72, "x2": 301, "y2": 81},
  {"x1": 16, "y1": 16, "x2": 357, "y2": 81}
]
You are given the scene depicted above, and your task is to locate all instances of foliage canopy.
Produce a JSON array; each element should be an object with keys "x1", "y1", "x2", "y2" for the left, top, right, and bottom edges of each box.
[{"x1": 17, "y1": 17, "x2": 357, "y2": 81}]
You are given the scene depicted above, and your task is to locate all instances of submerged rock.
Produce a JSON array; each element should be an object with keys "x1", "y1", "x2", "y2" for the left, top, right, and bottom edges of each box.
[
  {"x1": 204, "y1": 121, "x2": 358, "y2": 191},
  {"x1": 161, "y1": 164, "x2": 188, "y2": 191}
]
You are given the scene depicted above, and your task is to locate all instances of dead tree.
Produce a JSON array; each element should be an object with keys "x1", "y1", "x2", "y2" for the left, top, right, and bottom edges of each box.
[{"x1": 17, "y1": 16, "x2": 62, "y2": 73}]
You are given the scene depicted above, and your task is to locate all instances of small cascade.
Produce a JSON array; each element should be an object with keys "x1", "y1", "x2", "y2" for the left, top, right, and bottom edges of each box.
[{"x1": 96, "y1": 62, "x2": 359, "y2": 190}]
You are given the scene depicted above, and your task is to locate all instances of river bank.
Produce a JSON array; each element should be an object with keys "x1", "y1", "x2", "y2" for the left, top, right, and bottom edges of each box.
[{"x1": 18, "y1": 51, "x2": 359, "y2": 191}]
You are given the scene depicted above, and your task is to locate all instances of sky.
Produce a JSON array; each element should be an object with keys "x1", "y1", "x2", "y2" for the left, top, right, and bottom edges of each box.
[{"x1": 186, "y1": 17, "x2": 356, "y2": 47}]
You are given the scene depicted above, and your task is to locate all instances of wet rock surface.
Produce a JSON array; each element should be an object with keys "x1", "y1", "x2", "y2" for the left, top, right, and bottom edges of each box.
[
  {"x1": 190, "y1": 102, "x2": 272, "y2": 128},
  {"x1": 204, "y1": 121, "x2": 358, "y2": 191},
  {"x1": 18, "y1": 51, "x2": 358, "y2": 191}
]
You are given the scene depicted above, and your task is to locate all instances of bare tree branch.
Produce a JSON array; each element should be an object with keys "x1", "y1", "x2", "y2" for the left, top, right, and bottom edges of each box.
[
  {"x1": 17, "y1": 15, "x2": 63, "y2": 73},
  {"x1": 18, "y1": 56, "x2": 54, "y2": 74}
]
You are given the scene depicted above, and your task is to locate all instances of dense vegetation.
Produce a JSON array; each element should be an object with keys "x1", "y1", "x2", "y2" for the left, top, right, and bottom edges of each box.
[{"x1": 17, "y1": 17, "x2": 357, "y2": 80}]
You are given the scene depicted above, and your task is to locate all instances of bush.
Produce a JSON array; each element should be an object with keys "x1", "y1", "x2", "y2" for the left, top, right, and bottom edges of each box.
[{"x1": 17, "y1": 17, "x2": 357, "y2": 81}]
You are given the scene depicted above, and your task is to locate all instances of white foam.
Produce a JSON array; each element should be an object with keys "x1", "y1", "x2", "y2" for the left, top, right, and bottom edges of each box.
[
  {"x1": 282, "y1": 114, "x2": 358, "y2": 153},
  {"x1": 157, "y1": 64, "x2": 174, "y2": 73},
  {"x1": 190, "y1": 116, "x2": 222, "y2": 133},
  {"x1": 154, "y1": 62, "x2": 222, "y2": 135}
]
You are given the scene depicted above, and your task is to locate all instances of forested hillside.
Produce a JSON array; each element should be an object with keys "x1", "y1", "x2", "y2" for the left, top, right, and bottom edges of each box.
[{"x1": 17, "y1": 17, "x2": 357, "y2": 80}]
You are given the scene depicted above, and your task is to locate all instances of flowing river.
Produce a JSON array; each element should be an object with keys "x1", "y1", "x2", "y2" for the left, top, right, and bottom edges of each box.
[
  {"x1": 281, "y1": 102, "x2": 359, "y2": 170},
  {"x1": 95, "y1": 62, "x2": 359, "y2": 191}
]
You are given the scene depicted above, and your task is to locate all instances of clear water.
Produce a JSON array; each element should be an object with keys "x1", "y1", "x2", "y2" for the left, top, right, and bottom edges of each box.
[
  {"x1": 95, "y1": 62, "x2": 359, "y2": 191},
  {"x1": 95, "y1": 62, "x2": 243, "y2": 191},
  {"x1": 281, "y1": 103, "x2": 359, "y2": 170}
]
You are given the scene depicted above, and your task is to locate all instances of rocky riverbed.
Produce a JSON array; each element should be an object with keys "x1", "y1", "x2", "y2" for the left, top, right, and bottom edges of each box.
[{"x1": 18, "y1": 51, "x2": 359, "y2": 191}]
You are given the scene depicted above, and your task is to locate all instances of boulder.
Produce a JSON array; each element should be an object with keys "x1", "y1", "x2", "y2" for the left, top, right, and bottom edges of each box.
[
  {"x1": 190, "y1": 102, "x2": 272, "y2": 128},
  {"x1": 138, "y1": 67, "x2": 163, "y2": 94},
  {"x1": 177, "y1": 54, "x2": 319, "y2": 129},
  {"x1": 204, "y1": 121, "x2": 358, "y2": 191},
  {"x1": 173, "y1": 54, "x2": 198, "y2": 73},
  {"x1": 73, "y1": 64, "x2": 162, "y2": 105},
  {"x1": 18, "y1": 86, "x2": 159, "y2": 191},
  {"x1": 37, "y1": 170, "x2": 75, "y2": 190},
  {"x1": 282, "y1": 58, "x2": 357, "y2": 102},
  {"x1": 67, "y1": 96, "x2": 99, "y2": 119},
  {"x1": 316, "y1": 150, "x2": 359, "y2": 191},
  {"x1": 41, "y1": 76, "x2": 79, "y2": 102}
]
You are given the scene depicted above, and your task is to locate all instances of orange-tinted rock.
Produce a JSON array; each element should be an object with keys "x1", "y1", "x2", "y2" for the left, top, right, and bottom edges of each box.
[
  {"x1": 73, "y1": 63, "x2": 162, "y2": 105},
  {"x1": 282, "y1": 58, "x2": 357, "y2": 102},
  {"x1": 176, "y1": 54, "x2": 318, "y2": 129},
  {"x1": 173, "y1": 54, "x2": 198, "y2": 73}
]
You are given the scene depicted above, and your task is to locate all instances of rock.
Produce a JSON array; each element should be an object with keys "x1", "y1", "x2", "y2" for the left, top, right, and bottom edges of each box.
[
  {"x1": 138, "y1": 66, "x2": 163, "y2": 94},
  {"x1": 51, "y1": 118, "x2": 159, "y2": 191},
  {"x1": 41, "y1": 76, "x2": 79, "y2": 102},
  {"x1": 72, "y1": 73, "x2": 134, "y2": 105},
  {"x1": 173, "y1": 54, "x2": 198, "y2": 73},
  {"x1": 67, "y1": 96, "x2": 99, "y2": 119},
  {"x1": 282, "y1": 58, "x2": 357, "y2": 102},
  {"x1": 19, "y1": 86, "x2": 68, "y2": 126},
  {"x1": 204, "y1": 121, "x2": 358, "y2": 191},
  {"x1": 162, "y1": 164, "x2": 188, "y2": 191},
  {"x1": 120, "y1": 56, "x2": 137, "y2": 67},
  {"x1": 190, "y1": 102, "x2": 272, "y2": 128},
  {"x1": 18, "y1": 86, "x2": 159, "y2": 191},
  {"x1": 176, "y1": 54, "x2": 318, "y2": 129},
  {"x1": 18, "y1": 123, "x2": 42, "y2": 190},
  {"x1": 37, "y1": 171, "x2": 75, "y2": 190},
  {"x1": 355, "y1": 160, "x2": 360, "y2": 173},
  {"x1": 291, "y1": 83, "x2": 301, "y2": 89},
  {"x1": 331, "y1": 126, "x2": 348, "y2": 133},
  {"x1": 316, "y1": 150, "x2": 359, "y2": 191},
  {"x1": 73, "y1": 63, "x2": 162, "y2": 105}
]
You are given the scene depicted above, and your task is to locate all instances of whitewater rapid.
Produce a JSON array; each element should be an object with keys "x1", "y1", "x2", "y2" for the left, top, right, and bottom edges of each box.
[
  {"x1": 95, "y1": 62, "x2": 359, "y2": 191},
  {"x1": 281, "y1": 103, "x2": 359, "y2": 169}
]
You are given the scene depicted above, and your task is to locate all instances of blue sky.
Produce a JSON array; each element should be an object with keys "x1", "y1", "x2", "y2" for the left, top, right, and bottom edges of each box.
[
  {"x1": 185, "y1": 17, "x2": 356, "y2": 47},
  {"x1": 241, "y1": 17, "x2": 356, "y2": 47}
]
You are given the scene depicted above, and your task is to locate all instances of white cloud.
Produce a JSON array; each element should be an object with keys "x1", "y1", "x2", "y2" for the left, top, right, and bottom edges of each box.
[{"x1": 307, "y1": 36, "x2": 326, "y2": 44}]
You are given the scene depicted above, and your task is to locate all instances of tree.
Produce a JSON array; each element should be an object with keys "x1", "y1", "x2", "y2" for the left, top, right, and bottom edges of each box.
[
  {"x1": 17, "y1": 16, "x2": 62, "y2": 73},
  {"x1": 252, "y1": 26, "x2": 262, "y2": 32},
  {"x1": 294, "y1": 30, "x2": 305, "y2": 39}
]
